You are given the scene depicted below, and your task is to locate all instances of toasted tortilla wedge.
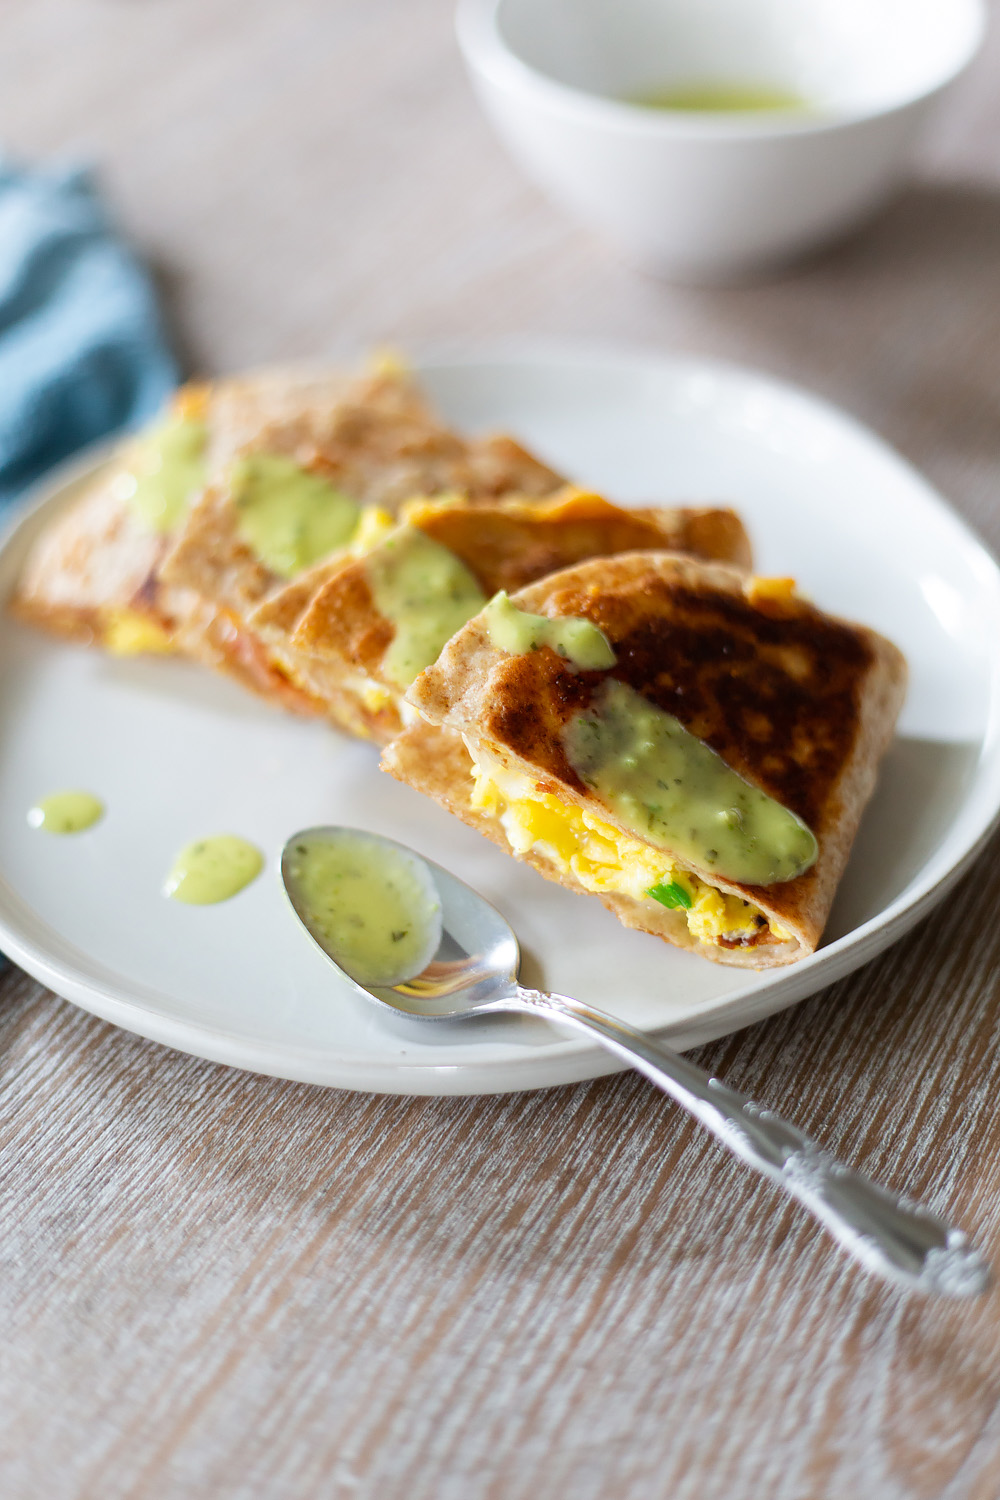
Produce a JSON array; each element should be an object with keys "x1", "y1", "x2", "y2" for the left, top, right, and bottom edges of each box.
[
  {"x1": 159, "y1": 372, "x2": 564, "y2": 622},
  {"x1": 10, "y1": 362, "x2": 565, "y2": 713},
  {"x1": 8, "y1": 381, "x2": 218, "y2": 656},
  {"x1": 383, "y1": 552, "x2": 906, "y2": 968},
  {"x1": 257, "y1": 489, "x2": 753, "y2": 743},
  {"x1": 156, "y1": 367, "x2": 565, "y2": 710},
  {"x1": 7, "y1": 369, "x2": 364, "y2": 678}
]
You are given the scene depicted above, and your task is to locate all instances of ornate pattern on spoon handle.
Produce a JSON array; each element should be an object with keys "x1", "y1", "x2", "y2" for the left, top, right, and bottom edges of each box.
[{"x1": 512, "y1": 988, "x2": 991, "y2": 1297}]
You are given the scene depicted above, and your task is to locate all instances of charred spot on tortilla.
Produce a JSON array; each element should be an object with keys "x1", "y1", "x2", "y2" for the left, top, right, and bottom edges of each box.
[{"x1": 384, "y1": 551, "x2": 906, "y2": 970}]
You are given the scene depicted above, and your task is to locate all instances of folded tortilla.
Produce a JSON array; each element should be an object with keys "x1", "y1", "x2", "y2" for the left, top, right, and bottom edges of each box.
[
  {"x1": 7, "y1": 368, "x2": 369, "y2": 702},
  {"x1": 10, "y1": 361, "x2": 566, "y2": 713},
  {"x1": 8, "y1": 381, "x2": 218, "y2": 657},
  {"x1": 156, "y1": 366, "x2": 566, "y2": 711},
  {"x1": 383, "y1": 552, "x2": 906, "y2": 968},
  {"x1": 254, "y1": 489, "x2": 753, "y2": 743}
]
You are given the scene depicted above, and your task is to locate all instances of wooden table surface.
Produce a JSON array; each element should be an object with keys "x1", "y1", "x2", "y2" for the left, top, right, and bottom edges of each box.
[{"x1": 3, "y1": 3, "x2": 1000, "y2": 1496}]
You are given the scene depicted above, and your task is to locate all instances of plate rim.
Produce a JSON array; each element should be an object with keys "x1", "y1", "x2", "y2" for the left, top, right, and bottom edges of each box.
[{"x1": 2, "y1": 347, "x2": 1000, "y2": 1095}]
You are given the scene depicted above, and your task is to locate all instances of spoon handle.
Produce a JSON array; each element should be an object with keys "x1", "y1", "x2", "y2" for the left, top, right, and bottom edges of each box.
[{"x1": 513, "y1": 987, "x2": 990, "y2": 1297}]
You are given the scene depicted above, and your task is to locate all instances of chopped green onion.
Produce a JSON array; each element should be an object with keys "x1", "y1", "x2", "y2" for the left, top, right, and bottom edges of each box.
[{"x1": 647, "y1": 879, "x2": 693, "y2": 910}]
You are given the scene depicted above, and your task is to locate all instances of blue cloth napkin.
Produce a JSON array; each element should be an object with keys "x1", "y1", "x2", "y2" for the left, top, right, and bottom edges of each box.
[
  {"x1": 0, "y1": 158, "x2": 178, "y2": 509},
  {"x1": 0, "y1": 159, "x2": 178, "y2": 973}
]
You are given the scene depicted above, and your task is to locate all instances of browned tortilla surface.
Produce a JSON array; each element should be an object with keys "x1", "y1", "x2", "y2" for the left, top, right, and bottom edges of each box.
[
  {"x1": 397, "y1": 491, "x2": 752, "y2": 590},
  {"x1": 391, "y1": 552, "x2": 907, "y2": 968},
  {"x1": 9, "y1": 364, "x2": 566, "y2": 716},
  {"x1": 154, "y1": 368, "x2": 566, "y2": 712},
  {"x1": 8, "y1": 381, "x2": 222, "y2": 655},
  {"x1": 160, "y1": 369, "x2": 565, "y2": 619},
  {"x1": 276, "y1": 492, "x2": 753, "y2": 742}
]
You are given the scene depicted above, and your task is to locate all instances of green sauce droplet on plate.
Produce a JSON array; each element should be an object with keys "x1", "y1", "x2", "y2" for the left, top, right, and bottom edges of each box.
[
  {"x1": 28, "y1": 791, "x2": 104, "y2": 834},
  {"x1": 164, "y1": 835, "x2": 264, "y2": 905}
]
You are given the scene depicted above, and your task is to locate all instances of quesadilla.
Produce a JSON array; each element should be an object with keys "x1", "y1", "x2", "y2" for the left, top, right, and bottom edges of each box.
[
  {"x1": 255, "y1": 489, "x2": 753, "y2": 743},
  {"x1": 383, "y1": 552, "x2": 906, "y2": 968},
  {"x1": 9, "y1": 380, "x2": 215, "y2": 657},
  {"x1": 10, "y1": 361, "x2": 566, "y2": 713},
  {"x1": 156, "y1": 367, "x2": 565, "y2": 711},
  {"x1": 7, "y1": 367, "x2": 372, "y2": 679}
]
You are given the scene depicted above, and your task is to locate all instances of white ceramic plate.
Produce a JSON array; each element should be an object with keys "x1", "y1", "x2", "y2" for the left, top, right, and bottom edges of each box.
[{"x1": 1, "y1": 351, "x2": 999, "y2": 1095}]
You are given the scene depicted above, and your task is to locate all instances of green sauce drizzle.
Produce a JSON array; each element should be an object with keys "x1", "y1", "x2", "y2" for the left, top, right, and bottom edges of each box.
[
  {"x1": 562, "y1": 679, "x2": 817, "y2": 887},
  {"x1": 28, "y1": 791, "x2": 104, "y2": 834},
  {"x1": 367, "y1": 526, "x2": 487, "y2": 687},
  {"x1": 284, "y1": 830, "x2": 442, "y2": 988},
  {"x1": 164, "y1": 835, "x2": 264, "y2": 905},
  {"x1": 117, "y1": 415, "x2": 207, "y2": 533},
  {"x1": 483, "y1": 591, "x2": 616, "y2": 671},
  {"x1": 631, "y1": 82, "x2": 811, "y2": 113},
  {"x1": 232, "y1": 454, "x2": 360, "y2": 578}
]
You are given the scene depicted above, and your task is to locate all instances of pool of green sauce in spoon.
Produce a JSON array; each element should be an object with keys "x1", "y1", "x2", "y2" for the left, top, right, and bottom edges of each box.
[{"x1": 285, "y1": 831, "x2": 442, "y2": 987}]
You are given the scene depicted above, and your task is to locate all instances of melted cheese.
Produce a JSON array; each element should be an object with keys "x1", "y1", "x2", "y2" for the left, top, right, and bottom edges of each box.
[
  {"x1": 468, "y1": 749, "x2": 770, "y2": 945},
  {"x1": 746, "y1": 575, "x2": 799, "y2": 610}
]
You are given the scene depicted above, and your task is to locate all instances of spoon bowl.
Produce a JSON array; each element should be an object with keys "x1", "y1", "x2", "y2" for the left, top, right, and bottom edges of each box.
[
  {"x1": 281, "y1": 826, "x2": 520, "y2": 1017},
  {"x1": 282, "y1": 825, "x2": 991, "y2": 1298}
]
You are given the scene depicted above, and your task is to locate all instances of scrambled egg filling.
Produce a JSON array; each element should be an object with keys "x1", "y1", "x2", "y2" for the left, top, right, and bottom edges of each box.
[
  {"x1": 101, "y1": 608, "x2": 174, "y2": 656},
  {"x1": 469, "y1": 752, "x2": 774, "y2": 945},
  {"x1": 349, "y1": 506, "x2": 396, "y2": 556},
  {"x1": 339, "y1": 672, "x2": 418, "y2": 729},
  {"x1": 359, "y1": 681, "x2": 395, "y2": 714}
]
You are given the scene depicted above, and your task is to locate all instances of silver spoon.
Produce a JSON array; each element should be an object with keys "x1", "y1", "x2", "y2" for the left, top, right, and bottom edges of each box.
[{"x1": 281, "y1": 826, "x2": 991, "y2": 1297}]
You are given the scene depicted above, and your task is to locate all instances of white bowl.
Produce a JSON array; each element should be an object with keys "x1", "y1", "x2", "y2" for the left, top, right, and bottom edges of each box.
[{"x1": 456, "y1": 0, "x2": 987, "y2": 281}]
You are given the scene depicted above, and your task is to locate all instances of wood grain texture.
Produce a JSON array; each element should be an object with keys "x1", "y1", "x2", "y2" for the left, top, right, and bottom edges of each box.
[{"x1": 1, "y1": 2, "x2": 1000, "y2": 1496}]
